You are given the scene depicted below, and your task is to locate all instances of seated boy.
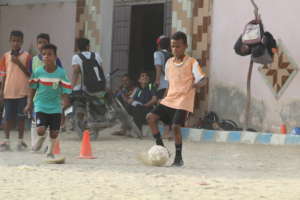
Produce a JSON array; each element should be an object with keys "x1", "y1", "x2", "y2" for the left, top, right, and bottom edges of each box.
[
  {"x1": 127, "y1": 71, "x2": 157, "y2": 131},
  {"x1": 115, "y1": 74, "x2": 137, "y2": 110}
]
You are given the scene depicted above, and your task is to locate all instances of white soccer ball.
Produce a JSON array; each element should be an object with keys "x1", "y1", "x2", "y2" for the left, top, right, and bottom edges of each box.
[{"x1": 148, "y1": 145, "x2": 169, "y2": 166}]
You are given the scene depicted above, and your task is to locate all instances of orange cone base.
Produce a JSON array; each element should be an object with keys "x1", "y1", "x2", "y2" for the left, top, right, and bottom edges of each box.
[{"x1": 78, "y1": 155, "x2": 97, "y2": 159}]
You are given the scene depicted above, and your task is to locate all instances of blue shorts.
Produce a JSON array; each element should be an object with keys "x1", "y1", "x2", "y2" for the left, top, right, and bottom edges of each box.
[{"x1": 4, "y1": 97, "x2": 27, "y2": 121}]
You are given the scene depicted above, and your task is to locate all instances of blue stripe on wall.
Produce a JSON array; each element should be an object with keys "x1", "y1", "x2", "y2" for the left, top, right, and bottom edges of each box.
[
  {"x1": 227, "y1": 132, "x2": 241, "y2": 143},
  {"x1": 256, "y1": 133, "x2": 272, "y2": 144},
  {"x1": 285, "y1": 135, "x2": 300, "y2": 145},
  {"x1": 201, "y1": 130, "x2": 216, "y2": 141}
]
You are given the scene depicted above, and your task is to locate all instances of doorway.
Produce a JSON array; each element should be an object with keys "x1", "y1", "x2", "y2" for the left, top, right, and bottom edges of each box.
[{"x1": 128, "y1": 4, "x2": 164, "y2": 81}]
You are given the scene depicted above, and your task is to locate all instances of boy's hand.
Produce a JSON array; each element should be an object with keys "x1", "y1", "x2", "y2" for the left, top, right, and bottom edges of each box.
[{"x1": 24, "y1": 103, "x2": 33, "y2": 115}]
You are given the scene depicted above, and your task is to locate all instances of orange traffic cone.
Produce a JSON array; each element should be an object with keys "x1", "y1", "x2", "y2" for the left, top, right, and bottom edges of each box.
[
  {"x1": 53, "y1": 139, "x2": 61, "y2": 155},
  {"x1": 78, "y1": 130, "x2": 96, "y2": 159}
]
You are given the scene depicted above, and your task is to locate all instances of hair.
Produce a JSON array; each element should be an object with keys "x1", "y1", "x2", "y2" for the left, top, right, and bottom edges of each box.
[
  {"x1": 171, "y1": 31, "x2": 187, "y2": 45},
  {"x1": 10, "y1": 30, "x2": 24, "y2": 40},
  {"x1": 77, "y1": 38, "x2": 90, "y2": 51},
  {"x1": 41, "y1": 44, "x2": 57, "y2": 55},
  {"x1": 138, "y1": 71, "x2": 149, "y2": 77},
  {"x1": 37, "y1": 33, "x2": 50, "y2": 42},
  {"x1": 158, "y1": 37, "x2": 171, "y2": 51}
]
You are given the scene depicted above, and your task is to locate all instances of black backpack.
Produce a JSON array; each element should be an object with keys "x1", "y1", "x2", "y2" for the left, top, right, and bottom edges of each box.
[{"x1": 78, "y1": 53, "x2": 106, "y2": 93}]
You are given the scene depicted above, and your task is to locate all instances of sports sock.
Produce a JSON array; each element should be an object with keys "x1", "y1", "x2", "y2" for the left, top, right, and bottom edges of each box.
[
  {"x1": 153, "y1": 132, "x2": 164, "y2": 146},
  {"x1": 175, "y1": 143, "x2": 182, "y2": 160},
  {"x1": 47, "y1": 138, "x2": 56, "y2": 155}
]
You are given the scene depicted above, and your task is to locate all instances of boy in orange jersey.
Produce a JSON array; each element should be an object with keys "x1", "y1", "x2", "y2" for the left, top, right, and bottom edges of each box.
[
  {"x1": 147, "y1": 31, "x2": 207, "y2": 166},
  {"x1": 0, "y1": 30, "x2": 31, "y2": 151}
]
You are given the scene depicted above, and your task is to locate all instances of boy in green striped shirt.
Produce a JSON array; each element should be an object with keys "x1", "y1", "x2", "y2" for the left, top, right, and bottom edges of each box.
[{"x1": 25, "y1": 44, "x2": 71, "y2": 159}]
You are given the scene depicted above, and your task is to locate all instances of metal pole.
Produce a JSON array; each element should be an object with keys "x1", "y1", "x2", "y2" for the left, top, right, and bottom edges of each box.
[{"x1": 244, "y1": 60, "x2": 254, "y2": 130}]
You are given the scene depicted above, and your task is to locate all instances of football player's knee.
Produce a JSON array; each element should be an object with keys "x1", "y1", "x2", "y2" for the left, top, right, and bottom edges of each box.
[
  {"x1": 171, "y1": 124, "x2": 181, "y2": 131},
  {"x1": 146, "y1": 113, "x2": 156, "y2": 123},
  {"x1": 37, "y1": 127, "x2": 46, "y2": 136},
  {"x1": 50, "y1": 131, "x2": 59, "y2": 139}
]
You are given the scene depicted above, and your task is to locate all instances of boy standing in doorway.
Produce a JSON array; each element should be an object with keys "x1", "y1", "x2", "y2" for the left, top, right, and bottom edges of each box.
[
  {"x1": 147, "y1": 31, "x2": 207, "y2": 166},
  {"x1": 0, "y1": 30, "x2": 31, "y2": 151}
]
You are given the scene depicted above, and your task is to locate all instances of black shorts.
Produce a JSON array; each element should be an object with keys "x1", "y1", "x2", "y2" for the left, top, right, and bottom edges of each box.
[
  {"x1": 4, "y1": 97, "x2": 27, "y2": 121},
  {"x1": 151, "y1": 104, "x2": 188, "y2": 126},
  {"x1": 36, "y1": 112, "x2": 61, "y2": 131}
]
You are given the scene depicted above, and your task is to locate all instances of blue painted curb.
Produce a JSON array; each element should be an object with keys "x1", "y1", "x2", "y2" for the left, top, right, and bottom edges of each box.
[{"x1": 154, "y1": 126, "x2": 300, "y2": 145}]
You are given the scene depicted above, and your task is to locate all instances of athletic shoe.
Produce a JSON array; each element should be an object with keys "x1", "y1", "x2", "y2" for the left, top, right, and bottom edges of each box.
[
  {"x1": 17, "y1": 141, "x2": 28, "y2": 151},
  {"x1": 0, "y1": 142, "x2": 10, "y2": 152},
  {"x1": 171, "y1": 157, "x2": 184, "y2": 167}
]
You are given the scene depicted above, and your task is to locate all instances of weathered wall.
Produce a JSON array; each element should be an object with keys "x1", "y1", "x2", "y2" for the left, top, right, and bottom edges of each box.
[
  {"x1": 172, "y1": 0, "x2": 212, "y2": 125},
  {"x1": 209, "y1": 0, "x2": 300, "y2": 132},
  {"x1": 75, "y1": 0, "x2": 101, "y2": 52},
  {"x1": 0, "y1": 2, "x2": 76, "y2": 74}
]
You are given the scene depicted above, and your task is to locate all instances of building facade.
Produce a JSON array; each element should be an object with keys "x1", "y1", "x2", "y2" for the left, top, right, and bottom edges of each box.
[{"x1": 1, "y1": 0, "x2": 299, "y2": 131}]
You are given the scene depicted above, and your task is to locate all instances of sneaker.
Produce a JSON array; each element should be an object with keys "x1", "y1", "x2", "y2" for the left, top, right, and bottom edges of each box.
[
  {"x1": 46, "y1": 153, "x2": 55, "y2": 159},
  {"x1": 17, "y1": 141, "x2": 28, "y2": 151},
  {"x1": 31, "y1": 136, "x2": 46, "y2": 152},
  {"x1": 171, "y1": 157, "x2": 184, "y2": 167},
  {"x1": 0, "y1": 142, "x2": 10, "y2": 152}
]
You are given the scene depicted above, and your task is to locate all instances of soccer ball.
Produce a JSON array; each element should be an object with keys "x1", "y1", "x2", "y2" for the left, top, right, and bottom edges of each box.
[{"x1": 148, "y1": 145, "x2": 169, "y2": 166}]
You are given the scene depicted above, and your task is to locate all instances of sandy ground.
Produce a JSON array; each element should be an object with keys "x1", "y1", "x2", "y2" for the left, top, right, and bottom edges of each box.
[{"x1": 1, "y1": 128, "x2": 300, "y2": 200}]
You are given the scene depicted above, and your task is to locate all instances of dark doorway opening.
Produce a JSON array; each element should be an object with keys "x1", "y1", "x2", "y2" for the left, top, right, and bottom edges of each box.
[{"x1": 128, "y1": 4, "x2": 164, "y2": 81}]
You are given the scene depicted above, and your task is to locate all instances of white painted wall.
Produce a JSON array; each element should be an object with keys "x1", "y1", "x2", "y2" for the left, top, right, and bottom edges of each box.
[
  {"x1": 0, "y1": 2, "x2": 76, "y2": 75},
  {"x1": 209, "y1": 0, "x2": 300, "y2": 132},
  {"x1": 100, "y1": 0, "x2": 114, "y2": 77}
]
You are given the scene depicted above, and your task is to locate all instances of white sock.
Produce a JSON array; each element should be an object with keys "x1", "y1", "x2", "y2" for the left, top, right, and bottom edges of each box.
[{"x1": 47, "y1": 138, "x2": 56, "y2": 155}]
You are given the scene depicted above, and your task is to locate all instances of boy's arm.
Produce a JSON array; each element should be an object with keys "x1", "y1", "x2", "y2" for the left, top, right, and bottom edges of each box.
[
  {"x1": 0, "y1": 56, "x2": 6, "y2": 100},
  {"x1": 11, "y1": 55, "x2": 31, "y2": 77},
  {"x1": 0, "y1": 76, "x2": 6, "y2": 100},
  {"x1": 24, "y1": 88, "x2": 36, "y2": 113},
  {"x1": 192, "y1": 61, "x2": 207, "y2": 89},
  {"x1": 71, "y1": 64, "x2": 81, "y2": 88},
  {"x1": 154, "y1": 52, "x2": 164, "y2": 86},
  {"x1": 62, "y1": 94, "x2": 71, "y2": 111},
  {"x1": 144, "y1": 86, "x2": 158, "y2": 107},
  {"x1": 144, "y1": 96, "x2": 158, "y2": 107}
]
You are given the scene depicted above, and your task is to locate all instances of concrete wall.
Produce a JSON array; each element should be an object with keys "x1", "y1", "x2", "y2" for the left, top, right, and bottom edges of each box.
[
  {"x1": 0, "y1": 2, "x2": 76, "y2": 75},
  {"x1": 209, "y1": 0, "x2": 300, "y2": 132},
  {"x1": 99, "y1": 0, "x2": 113, "y2": 76}
]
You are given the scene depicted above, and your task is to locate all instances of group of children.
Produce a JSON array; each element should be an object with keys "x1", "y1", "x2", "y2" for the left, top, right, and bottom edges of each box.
[
  {"x1": 0, "y1": 30, "x2": 71, "y2": 160},
  {"x1": 0, "y1": 30, "x2": 206, "y2": 166}
]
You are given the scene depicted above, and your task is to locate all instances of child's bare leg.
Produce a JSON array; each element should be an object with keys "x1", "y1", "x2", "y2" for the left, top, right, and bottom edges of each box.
[
  {"x1": 4, "y1": 120, "x2": 13, "y2": 140},
  {"x1": 46, "y1": 130, "x2": 59, "y2": 157},
  {"x1": 17, "y1": 119, "x2": 25, "y2": 139},
  {"x1": 32, "y1": 126, "x2": 47, "y2": 151},
  {"x1": 147, "y1": 113, "x2": 164, "y2": 146}
]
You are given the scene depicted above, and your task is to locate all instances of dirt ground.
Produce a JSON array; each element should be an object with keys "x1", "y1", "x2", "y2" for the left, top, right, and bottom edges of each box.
[{"x1": 1, "y1": 128, "x2": 300, "y2": 200}]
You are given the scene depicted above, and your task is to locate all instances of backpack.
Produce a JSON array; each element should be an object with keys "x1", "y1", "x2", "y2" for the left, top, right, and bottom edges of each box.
[
  {"x1": 234, "y1": 35, "x2": 252, "y2": 56},
  {"x1": 242, "y1": 20, "x2": 264, "y2": 45},
  {"x1": 78, "y1": 53, "x2": 106, "y2": 93}
]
